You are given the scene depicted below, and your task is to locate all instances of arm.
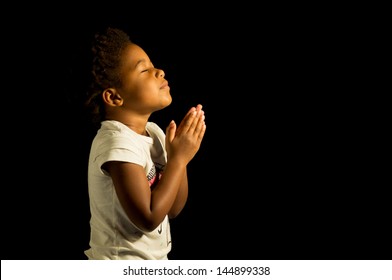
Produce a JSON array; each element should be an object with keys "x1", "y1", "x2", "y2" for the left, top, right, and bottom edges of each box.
[
  {"x1": 168, "y1": 169, "x2": 188, "y2": 219},
  {"x1": 105, "y1": 105, "x2": 205, "y2": 231},
  {"x1": 167, "y1": 105, "x2": 204, "y2": 218}
]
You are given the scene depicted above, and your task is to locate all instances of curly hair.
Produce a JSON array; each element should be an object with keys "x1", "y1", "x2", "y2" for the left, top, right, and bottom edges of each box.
[{"x1": 85, "y1": 27, "x2": 132, "y2": 127}]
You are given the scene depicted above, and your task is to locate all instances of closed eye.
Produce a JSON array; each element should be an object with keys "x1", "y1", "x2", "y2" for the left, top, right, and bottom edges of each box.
[{"x1": 141, "y1": 66, "x2": 156, "y2": 73}]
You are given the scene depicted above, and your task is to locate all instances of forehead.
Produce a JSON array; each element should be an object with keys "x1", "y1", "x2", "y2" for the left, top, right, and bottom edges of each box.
[{"x1": 123, "y1": 43, "x2": 151, "y2": 68}]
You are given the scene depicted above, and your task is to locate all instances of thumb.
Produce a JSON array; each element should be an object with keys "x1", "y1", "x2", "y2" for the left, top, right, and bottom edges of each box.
[{"x1": 166, "y1": 120, "x2": 176, "y2": 143}]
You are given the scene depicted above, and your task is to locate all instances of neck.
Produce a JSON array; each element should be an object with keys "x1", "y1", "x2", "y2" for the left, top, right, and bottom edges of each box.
[{"x1": 123, "y1": 122, "x2": 149, "y2": 136}]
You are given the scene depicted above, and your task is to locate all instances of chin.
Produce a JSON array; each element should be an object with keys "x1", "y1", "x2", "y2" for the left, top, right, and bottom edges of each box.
[{"x1": 162, "y1": 96, "x2": 173, "y2": 107}]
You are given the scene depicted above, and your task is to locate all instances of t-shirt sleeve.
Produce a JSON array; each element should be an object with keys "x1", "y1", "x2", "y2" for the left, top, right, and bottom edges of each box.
[{"x1": 94, "y1": 136, "x2": 146, "y2": 174}]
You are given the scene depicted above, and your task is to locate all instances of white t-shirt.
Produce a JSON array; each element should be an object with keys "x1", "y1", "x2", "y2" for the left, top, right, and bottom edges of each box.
[{"x1": 84, "y1": 120, "x2": 171, "y2": 260}]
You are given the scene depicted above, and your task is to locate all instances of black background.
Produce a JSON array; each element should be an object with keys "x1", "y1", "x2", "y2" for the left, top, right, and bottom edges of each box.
[{"x1": 2, "y1": 4, "x2": 390, "y2": 260}]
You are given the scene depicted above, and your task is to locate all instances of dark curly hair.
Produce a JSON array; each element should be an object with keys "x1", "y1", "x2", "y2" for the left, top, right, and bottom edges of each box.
[{"x1": 85, "y1": 27, "x2": 132, "y2": 127}]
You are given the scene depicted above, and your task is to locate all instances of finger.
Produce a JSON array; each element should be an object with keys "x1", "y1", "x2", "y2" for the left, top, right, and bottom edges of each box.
[
  {"x1": 165, "y1": 120, "x2": 176, "y2": 143},
  {"x1": 193, "y1": 113, "x2": 206, "y2": 138},
  {"x1": 176, "y1": 107, "x2": 196, "y2": 133},
  {"x1": 197, "y1": 121, "x2": 207, "y2": 142},
  {"x1": 177, "y1": 105, "x2": 204, "y2": 135},
  {"x1": 176, "y1": 108, "x2": 198, "y2": 134},
  {"x1": 187, "y1": 109, "x2": 204, "y2": 134}
]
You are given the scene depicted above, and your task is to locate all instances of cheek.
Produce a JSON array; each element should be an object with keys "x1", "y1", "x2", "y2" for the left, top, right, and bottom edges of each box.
[
  {"x1": 137, "y1": 79, "x2": 159, "y2": 95},
  {"x1": 122, "y1": 76, "x2": 159, "y2": 102},
  {"x1": 123, "y1": 79, "x2": 150, "y2": 96}
]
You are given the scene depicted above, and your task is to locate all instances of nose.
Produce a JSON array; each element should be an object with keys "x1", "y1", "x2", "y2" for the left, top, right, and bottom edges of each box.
[{"x1": 156, "y1": 69, "x2": 165, "y2": 78}]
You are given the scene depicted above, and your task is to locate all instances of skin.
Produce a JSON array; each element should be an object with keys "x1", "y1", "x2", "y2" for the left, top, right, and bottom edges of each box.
[{"x1": 100, "y1": 43, "x2": 206, "y2": 232}]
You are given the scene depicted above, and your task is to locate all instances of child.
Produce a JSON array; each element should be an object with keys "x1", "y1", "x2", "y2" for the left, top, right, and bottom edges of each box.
[{"x1": 83, "y1": 27, "x2": 206, "y2": 260}]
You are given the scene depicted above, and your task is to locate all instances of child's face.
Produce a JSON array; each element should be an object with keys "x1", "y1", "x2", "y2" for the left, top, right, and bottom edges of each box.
[{"x1": 116, "y1": 43, "x2": 172, "y2": 113}]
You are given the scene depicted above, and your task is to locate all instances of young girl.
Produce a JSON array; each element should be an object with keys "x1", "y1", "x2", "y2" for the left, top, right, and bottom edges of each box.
[{"x1": 83, "y1": 27, "x2": 206, "y2": 260}]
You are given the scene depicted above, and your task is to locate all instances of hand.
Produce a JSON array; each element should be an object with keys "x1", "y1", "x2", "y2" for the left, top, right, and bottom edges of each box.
[{"x1": 165, "y1": 104, "x2": 206, "y2": 165}]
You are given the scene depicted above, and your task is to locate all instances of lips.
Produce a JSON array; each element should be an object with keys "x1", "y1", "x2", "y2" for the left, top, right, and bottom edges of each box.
[{"x1": 160, "y1": 81, "x2": 169, "y2": 89}]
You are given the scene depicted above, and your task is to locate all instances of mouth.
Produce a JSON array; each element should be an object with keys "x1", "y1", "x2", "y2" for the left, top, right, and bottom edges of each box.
[{"x1": 160, "y1": 81, "x2": 169, "y2": 89}]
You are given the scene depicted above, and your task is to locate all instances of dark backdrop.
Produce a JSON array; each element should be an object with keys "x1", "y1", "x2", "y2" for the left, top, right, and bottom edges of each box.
[{"x1": 2, "y1": 5, "x2": 390, "y2": 260}]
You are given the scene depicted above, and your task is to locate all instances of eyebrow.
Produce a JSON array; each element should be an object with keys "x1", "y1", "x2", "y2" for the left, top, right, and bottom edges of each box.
[{"x1": 135, "y1": 58, "x2": 148, "y2": 68}]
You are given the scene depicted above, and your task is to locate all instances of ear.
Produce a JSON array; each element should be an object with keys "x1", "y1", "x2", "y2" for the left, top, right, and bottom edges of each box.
[{"x1": 102, "y1": 88, "x2": 123, "y2": 106}]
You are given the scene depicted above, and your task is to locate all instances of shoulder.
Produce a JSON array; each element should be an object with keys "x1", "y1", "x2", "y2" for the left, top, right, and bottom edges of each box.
[{"x1": 94, "y1": 120, "x2": 143, "y2": 148}]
